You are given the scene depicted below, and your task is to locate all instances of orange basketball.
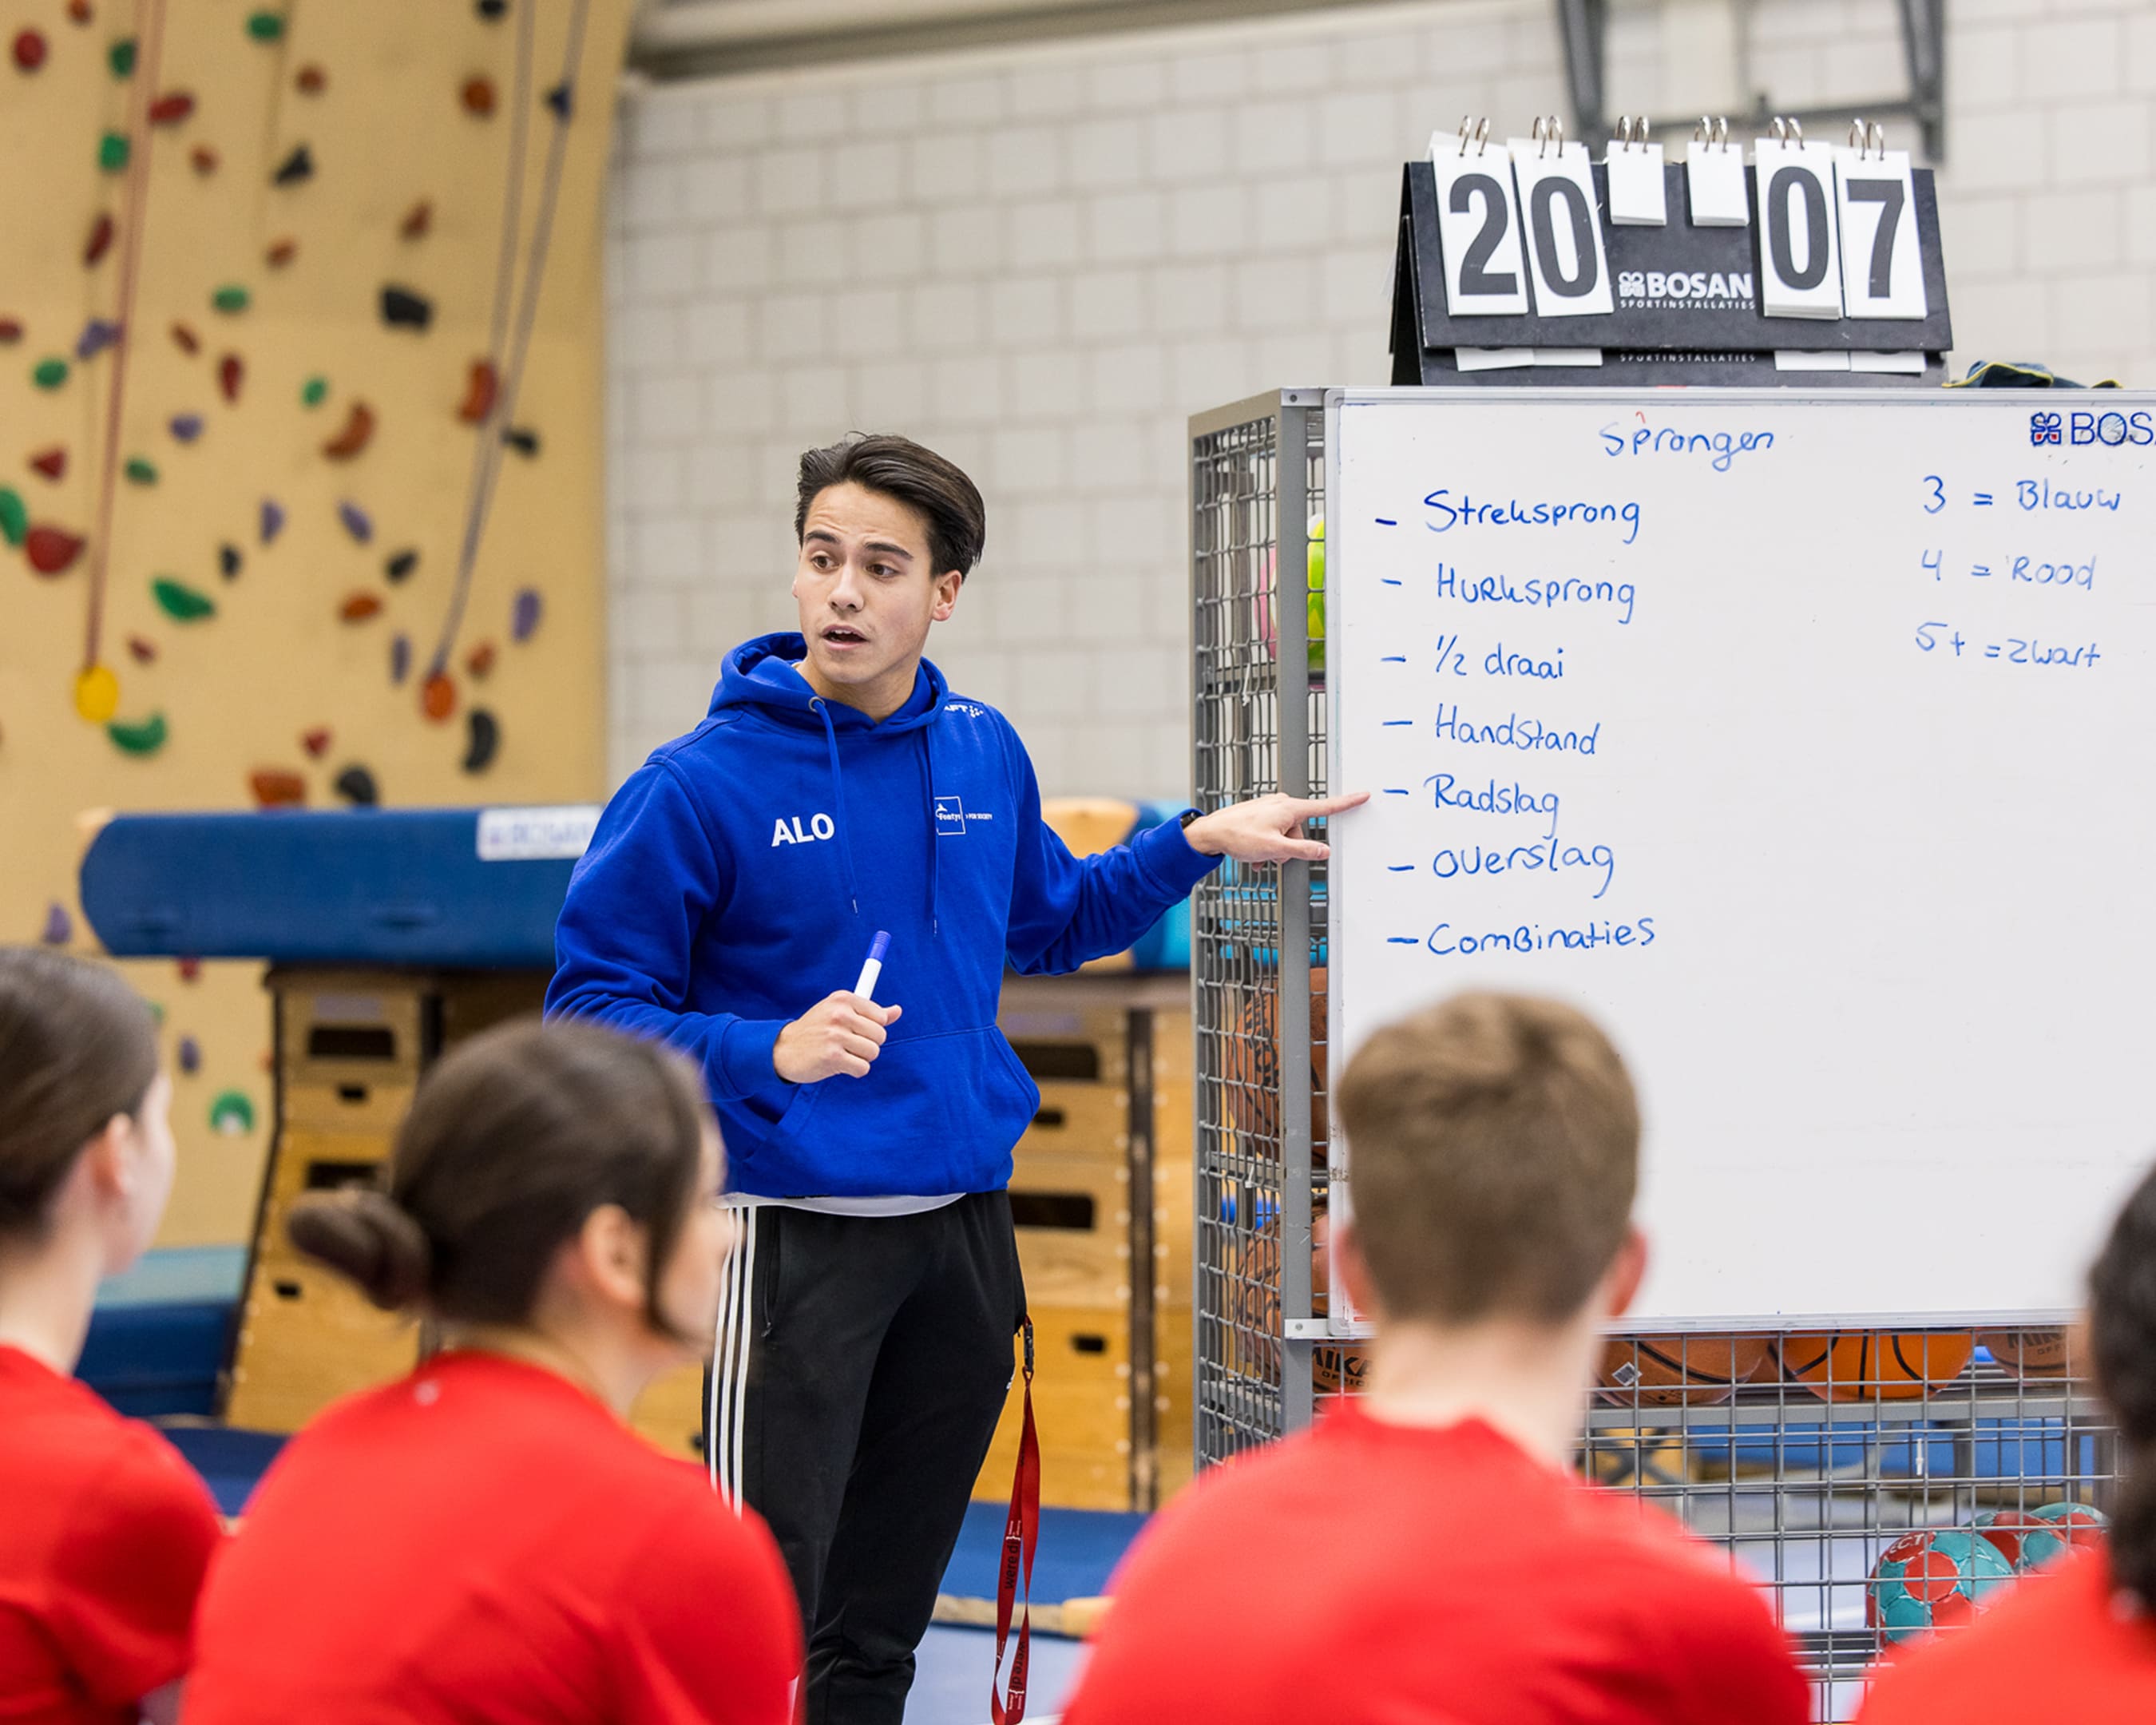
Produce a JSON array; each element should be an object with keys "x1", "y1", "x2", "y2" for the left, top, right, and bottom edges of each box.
[
  {"x1": 1598, "y1": 1335, "x2": 1772, "y2": 1407},
  {"x1": 1314, "y1": 1343, "x2": 1368, "y2": 1394},
  {"x1": 1222, "y1": 968, "x2": 1329, "y2": 1144},
  {"x1": 1778, "y1": 1331, "x2": 1976, "y2": 1402},
  {"x1": 1979, "y1": 1328, "x2": 2079, "y2": 1379}
]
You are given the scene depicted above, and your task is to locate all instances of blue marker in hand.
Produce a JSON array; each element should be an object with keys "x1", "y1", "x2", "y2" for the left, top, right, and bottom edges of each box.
[{"x1": 854, "y1": 930, "x2": 890, "y2": 1003}]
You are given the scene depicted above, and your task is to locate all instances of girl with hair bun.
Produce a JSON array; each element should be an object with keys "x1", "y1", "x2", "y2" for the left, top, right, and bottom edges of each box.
[
  {"x1": 0, "y1": 946, "x2": 223, "y2": 1725},
  {"x1": 184, "y1": 1017, "x2": 799, "y2": 1725},
  {"x1": 1858, "y1": 1160, "x2": 2156, "y2": 1722}
]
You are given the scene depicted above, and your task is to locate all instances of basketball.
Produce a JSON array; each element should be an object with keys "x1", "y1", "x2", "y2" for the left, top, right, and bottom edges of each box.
[
  {"x1": 1222, "y1": 967, "x2": 1329, "y2": 1144},
  {"x1": 1314, "y1": 1344, "x2": 1368, "y2": 1394},
  {"x1": 1597, "y1": 1335, "x2": 1772, "y2": 1407},
  {"x1": 1978, "y1": 1328, "x2": 2079, "y2": 1378},
  {"x1": 1777, "y1": 1331, "x2": 1976, "y2": 1402}
]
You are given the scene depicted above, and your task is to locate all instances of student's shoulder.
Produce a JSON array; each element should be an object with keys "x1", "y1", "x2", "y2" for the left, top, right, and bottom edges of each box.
[
  {"x1": 55, "y1": 1418, "x2": 222, "y2": 1585},
  {"x1": 1115, "y1": 1431, "x2": 1330, "y2": 1578}
]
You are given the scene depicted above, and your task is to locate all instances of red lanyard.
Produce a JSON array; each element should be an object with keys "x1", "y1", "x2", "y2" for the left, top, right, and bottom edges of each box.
[{"x1": 991, "y1": 1315, "x2": 1039, "y2": 1725}]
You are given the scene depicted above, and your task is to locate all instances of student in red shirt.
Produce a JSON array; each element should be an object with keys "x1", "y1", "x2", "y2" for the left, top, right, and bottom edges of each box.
[
  {"x1": 185, "y1": 1018, "x2": 802, "y2": 1725},
  {"x1": 0, "y1": 946, "x2": 224, "y2": 1725},
  {"x1": 1858, "y1": 1160, "x2": 2156, "y2": 1723},
  {"x1": 1063, "y1": 991, "x2": 1809, "y2": 1725}
]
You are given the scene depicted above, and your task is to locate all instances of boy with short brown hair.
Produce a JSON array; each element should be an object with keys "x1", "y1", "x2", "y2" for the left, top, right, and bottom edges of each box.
[{"x1": 1062, "y1": 991, "x2": 1807, "y2": 1725}]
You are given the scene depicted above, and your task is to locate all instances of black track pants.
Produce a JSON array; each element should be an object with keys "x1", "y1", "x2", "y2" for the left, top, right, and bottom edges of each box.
[{"x1": 707, "y1": 1193, "x2": 1025, "y2": 1725}]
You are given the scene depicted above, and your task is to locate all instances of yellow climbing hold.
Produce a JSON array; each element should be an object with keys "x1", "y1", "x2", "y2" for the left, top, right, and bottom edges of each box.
[{"x1": 74, "y1": 662, "x2": 119, "y2": 723}]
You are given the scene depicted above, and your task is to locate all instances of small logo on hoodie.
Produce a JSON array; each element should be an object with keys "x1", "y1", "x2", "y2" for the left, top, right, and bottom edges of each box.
[
  {"x1": 934, "y1": 796, "x2": 966, "y2": 837},
  {"x1": 771, "y1": 812, "x2": 835, "y2": 847}
]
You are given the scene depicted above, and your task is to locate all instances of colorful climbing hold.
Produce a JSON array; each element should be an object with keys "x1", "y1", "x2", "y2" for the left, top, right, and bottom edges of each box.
[
  {"x1": 107, "y1": 38, "x2": 133, "y2": 77},
  {"x1": 169, "y1": 412, "x2": 203, "y2": 442},
  {"x1": 301, "y1": 726, "x2": 331, "y2": 758},
  {"x1": 126, "y1": 635, "x2": 155, "y2": 664},
  {"x1": 189, "y1": 144, "x2": 216, "y2": 175},
  {"x1": 260, "y1": 497, "x2": 283, "y2": 543},
  {"x1": 323, "y1": 400, "x2": 375, "y2": 459},
  {"x1": 106, "y1": 712, "x2": 166, "y2": 754},
  {"x1": 458, "y1": 359, "x2": 497, "y2": 423},
  {"x1": 219, "y1": 542, "x2": 240, "y2": 579},
  {"x1": 390, "y1": 633, "x2": 411, "y2": 684},
  {"x1": 339, "y1": 592, "x2": 382, "y2": 622},
  {"x1": 98, "y1": 132, "x2": 129, "y2": 172},
  {"x1": 29, "y1": 447, "x2": 65, "y2": 480},
  {"x1": 300, "y1": 375, "x2": 327, "y2": 407},
  {"x1": 75, "y1": 319, "x2": 119, "y2": 361},
  {"x1": 149, "y1": 90, "x2": 192, "y2": 125},
  {"x1": 73, "y1": 664, "x2": 117, "y2": 722},
  {"x1": 545, "y1": 81, "x2": 573, "y2": 121},
  {"x1": 295, "y1": 62, "x2": 325, "y2": 94},
  {"x1": 272, "y1": 143, "x2": 312, "y2": 184},
  {"x1": 12, "y1": 30, "x2": 47, "y2": 72},
  {"x1": 466, "y1": 641, "x2": 497, "y2": 680},
  {"x1": 385, "y1": 548, "x2": 418, "y2": 583},
  {"x1": 266, "y1": 237, "x2": 296, "y2": 268},
  {"x1": 178, "y1": 957, "x2": 200, "y2": 985},
  {"x1": 421, "y1": 671, "x2": 455, "y2": 721},
  {"x1": 461, "y1": 76, "x2": 497, "y2": 117},
  {"x1": 245, "y1": 11, "x2": 283, "y2": 42},
  {"x1": 501, "y1": 426, "x2": 539, "y2": 458},
  {"x1": 248, "y1": 770, "x2": 303, "y2": 807},
  {"x1": 211, "y1": 284, "x2": 248, "y2": 315},
  {"x1": 27, "y1": 525, "x2": 85, "y2": 575},
  {"x1": 40, "y1": 904, "x2": 70, "y2": 946},
  {"x1": 84, "y1": 213, "x2": 113, "y2": 266},
  {"x1": 462, "y1": 708, "x2": 500, "y2": 773},
  {"x1": 208, "y1": 1090, "x2": 254, "y2": 1135},
  {"x1": 151, "y1": 577, "x2": 215, "y2": 621},
  {"x1": 176, "y1": 1036, "x2": 201, "y2": 1075},
  {"x1": 477, "y1": 0, "x2": 507, "y2": 18},
  {"x1": 123, "y1": 457, "x2": 157, "y2": 485},
  {"x1": 170, "y1": 321, "x2": 198, "y2": 354},
  {"x1": 32, "y1": 357, "x2": 67, "y2": 390},
  {"x1": 337, "y1": 500, "x2": 373, "y2": 543},
  {"x1": 0, "y1": 318, "x2": 21, "y2": 343},
  {"x1": 380, "y1": 285, "x2": 433, "y2": 330},
  {"x1": 334, "y1": 765, "x2": 379, "y2": 806},
  {"x1": 217, "y1": 353, "x2": 243, "y2": 401},
  {"x1": 0, "y1": 488, "x2": 24, "y2": 547},
  {"x1": 400, "y1": 200, "x2": 432, "y2": 240}
]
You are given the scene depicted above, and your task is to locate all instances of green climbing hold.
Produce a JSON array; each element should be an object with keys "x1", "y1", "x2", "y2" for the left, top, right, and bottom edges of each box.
[
  {"x1": 208, "y1": 1089, "x2": 255, "y2": 1134},
  {"x1": 31, "y1": 357, "x2": 66, "y2": 390},
  {"x1": 98, "y1": 131, "x2": 128, "y2": 172},
  {"x1": 108, "y1": 38, "x2": 134, "y2": 77},
  {"x1": 211, "y1": 284, "x2": 249, "y2": 315},
  {"x1": 124, "y1": 456, "x2": 157, "y2": 485},
  {"x1": 107, "y1": 712, "x2": 168, "y2": 755},
  {"x1": 0, "y1": 487, "x2": 24, "y2": 548},
  {"x1": 151, "y1": 577, "x2": 216, "y2": 621},
  {"x1": 301, "y1": 375, "x2": 327, "y2": 407},
  {"x1": 245, "y1": 10, "x2": 283, "y2": 42}
]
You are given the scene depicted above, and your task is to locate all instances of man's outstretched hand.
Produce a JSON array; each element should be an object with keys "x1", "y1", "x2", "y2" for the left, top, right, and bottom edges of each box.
[{"x1": 1180, "y1": 791, "x2": 1370, "y2": 863}]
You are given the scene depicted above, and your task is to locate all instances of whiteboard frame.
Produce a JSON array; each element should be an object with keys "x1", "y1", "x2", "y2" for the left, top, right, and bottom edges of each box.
[{"x1": 1320, "y1": 384, "x2": 2144, "y2": 1336}]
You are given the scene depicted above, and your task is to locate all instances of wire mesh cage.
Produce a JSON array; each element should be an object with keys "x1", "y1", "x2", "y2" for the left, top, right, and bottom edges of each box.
[{"x1": 1186, "y1": 391, "x2": 2122, "y2": 1720}]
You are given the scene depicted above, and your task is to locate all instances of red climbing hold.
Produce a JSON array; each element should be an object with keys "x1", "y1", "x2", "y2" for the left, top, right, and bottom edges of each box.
[
  {"x1": 458, "y1": 359, "x2": 498, "y2": 423},
  {"x1": 84, "y1": 214, "x2": 113, "y2": 267},
  {"x1": 322, "y1": 401, "x2": 375, "y2": 460},
  {"x1": 189, "y1": 144, "x2": 216, "y2": 175},
  {"x1": 266, "y1": 237, "x2": 296, "y2": 268},
  {"x1": 466, "y1": 640, "x2": 497, "y2": 680},
  {"x1": 30, "y1": 447, "x2": 65, "y2": 480},
  {"x1": 421, "y1": 672, "x2": 457, "y2": 722},
  {"x1": 339, "y1": 593, "x2": 383, "y2": 622},
  {"x1": 26, "y1": 525, "x2": 85, "y2": 575},
  {"x1": 13, "y1": 30, "x2": 48, "y2": 72},
  {"x1": 301, "y1": 726, "x2": 331, "y2": 758},
  {"x1": 401, "y1": 200, "x2": 432, "y2": 240},
  {"x1": 217, "y1": 353, "x2": 243, "y2": 402},
  {"x1": 295, "y1": 63, "x2": 326, "y2": 94},
  {"x1": 67, "y1": 0, "x2": 91, "y2": 24},
  {"x1": 248, "y1": 770, "x2": 306, "y2": 808},
  {"x1": 176, "y1": 955, "x2": 200, "y2": 982},
  {"x1": 461, "y1": 76, "x2": 497, "y2": 116},
  {"x1": 127, "y1": 635, "x2": 157, "y2": 664},
  {"x1": 0, "y1": 318, "x2": 21, "y2": 343},
  {"x1": 149, "y1": 90, "x2": 192, "y2": 125},
  {"x1": 170, "y1": 321, "x2": 199, "y2": 355}
]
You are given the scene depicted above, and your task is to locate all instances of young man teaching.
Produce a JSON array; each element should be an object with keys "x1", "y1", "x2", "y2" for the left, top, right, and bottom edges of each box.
[
  {"x1": 546, "y1": 433, "x2": 1360, "y2": 1723},
  {"x1": 1061, "y1": 990, "x2": 1809, "y2": 1725}
]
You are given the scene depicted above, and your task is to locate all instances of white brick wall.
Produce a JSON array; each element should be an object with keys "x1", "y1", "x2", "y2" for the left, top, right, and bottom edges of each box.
[{"x1": 604, "y1": 0, "x2": 2156, "y2": 797}]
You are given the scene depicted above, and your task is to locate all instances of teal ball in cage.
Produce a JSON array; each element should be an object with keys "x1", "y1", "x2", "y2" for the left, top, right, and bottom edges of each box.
[
  {"x1": 1868, "y1": 1531, "x2": 2013, "y2": 1644},
  {"x1": 1975, "y1": 1502, "x2": 2106, "y2": 1572}
]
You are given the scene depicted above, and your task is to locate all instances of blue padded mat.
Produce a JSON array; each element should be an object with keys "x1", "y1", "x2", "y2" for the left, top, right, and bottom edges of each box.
[
  {"x1": 941, "y1": 1502, "x2": 1147, "y2": 1604},
  {"x1": 161, "y1": 1426, "x2": 287, "y2": 1517}
]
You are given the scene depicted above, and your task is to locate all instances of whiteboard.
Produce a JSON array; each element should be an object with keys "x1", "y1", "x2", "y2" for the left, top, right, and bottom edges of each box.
[{"x1": 1326, "y1": 387, "x2": 2156, "y2": 1326}]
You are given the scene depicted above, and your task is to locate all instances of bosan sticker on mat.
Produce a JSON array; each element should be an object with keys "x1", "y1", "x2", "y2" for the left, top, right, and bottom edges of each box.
[{"x1": 476, "y1": 806, "x2": 602, "y2": 862}]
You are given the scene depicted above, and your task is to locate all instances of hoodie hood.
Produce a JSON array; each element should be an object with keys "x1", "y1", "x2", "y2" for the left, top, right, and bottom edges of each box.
[{"x1": 711, "y1": 632, "x2": 948, "y2": 732}]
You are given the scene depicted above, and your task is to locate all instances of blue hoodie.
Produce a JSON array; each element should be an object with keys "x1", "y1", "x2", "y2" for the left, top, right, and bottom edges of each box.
[{"x1": 545, "y1": 633, "x2": 1219, "y2": 1200}]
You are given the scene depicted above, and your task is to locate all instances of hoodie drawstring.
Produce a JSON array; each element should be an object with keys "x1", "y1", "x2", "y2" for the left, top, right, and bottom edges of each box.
[
  {"x1": 921, "y1": 726, "x2": 941, "y2": 938},
  {"x1": 809, "y1": 697, "x2": 864, "y2": 916}
]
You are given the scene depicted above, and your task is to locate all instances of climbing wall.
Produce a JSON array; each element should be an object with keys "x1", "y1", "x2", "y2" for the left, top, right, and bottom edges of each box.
[{"x1": 0, "y1": 0, "x2": 631, "y2": 1246}]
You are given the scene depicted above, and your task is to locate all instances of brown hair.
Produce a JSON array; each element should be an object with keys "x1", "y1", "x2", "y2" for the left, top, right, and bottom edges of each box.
[
  {"x1": 2087, "y1": 1160, "x2": 2156, "y2": 1604},
  {"x1": 795, "y1": 432, "x2": 987, "y2": 577},
  {"x1": 1336, "y1": 991, "x2": 1639, "y2": 1326},
  {"x1": 287, "y1": 1017, "x2": 714, "y2": 1335},
  {"x1": 0, "y1": 948, "x2": 160, "y2": 1240}
]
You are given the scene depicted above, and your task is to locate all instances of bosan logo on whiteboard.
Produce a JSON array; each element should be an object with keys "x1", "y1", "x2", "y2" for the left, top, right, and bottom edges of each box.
[
  {"x1": 1615, "y1": 268, "x2": 1753, "y2": 311},
  {"x1": 2030, "y1": 409, "x2": 2156, "y2": 448}
]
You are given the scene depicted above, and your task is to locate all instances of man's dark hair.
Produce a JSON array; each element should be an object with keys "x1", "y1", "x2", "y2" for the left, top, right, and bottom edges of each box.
[{"x1": 795, "y1": 433, "x2": 986, "y2": 577}]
